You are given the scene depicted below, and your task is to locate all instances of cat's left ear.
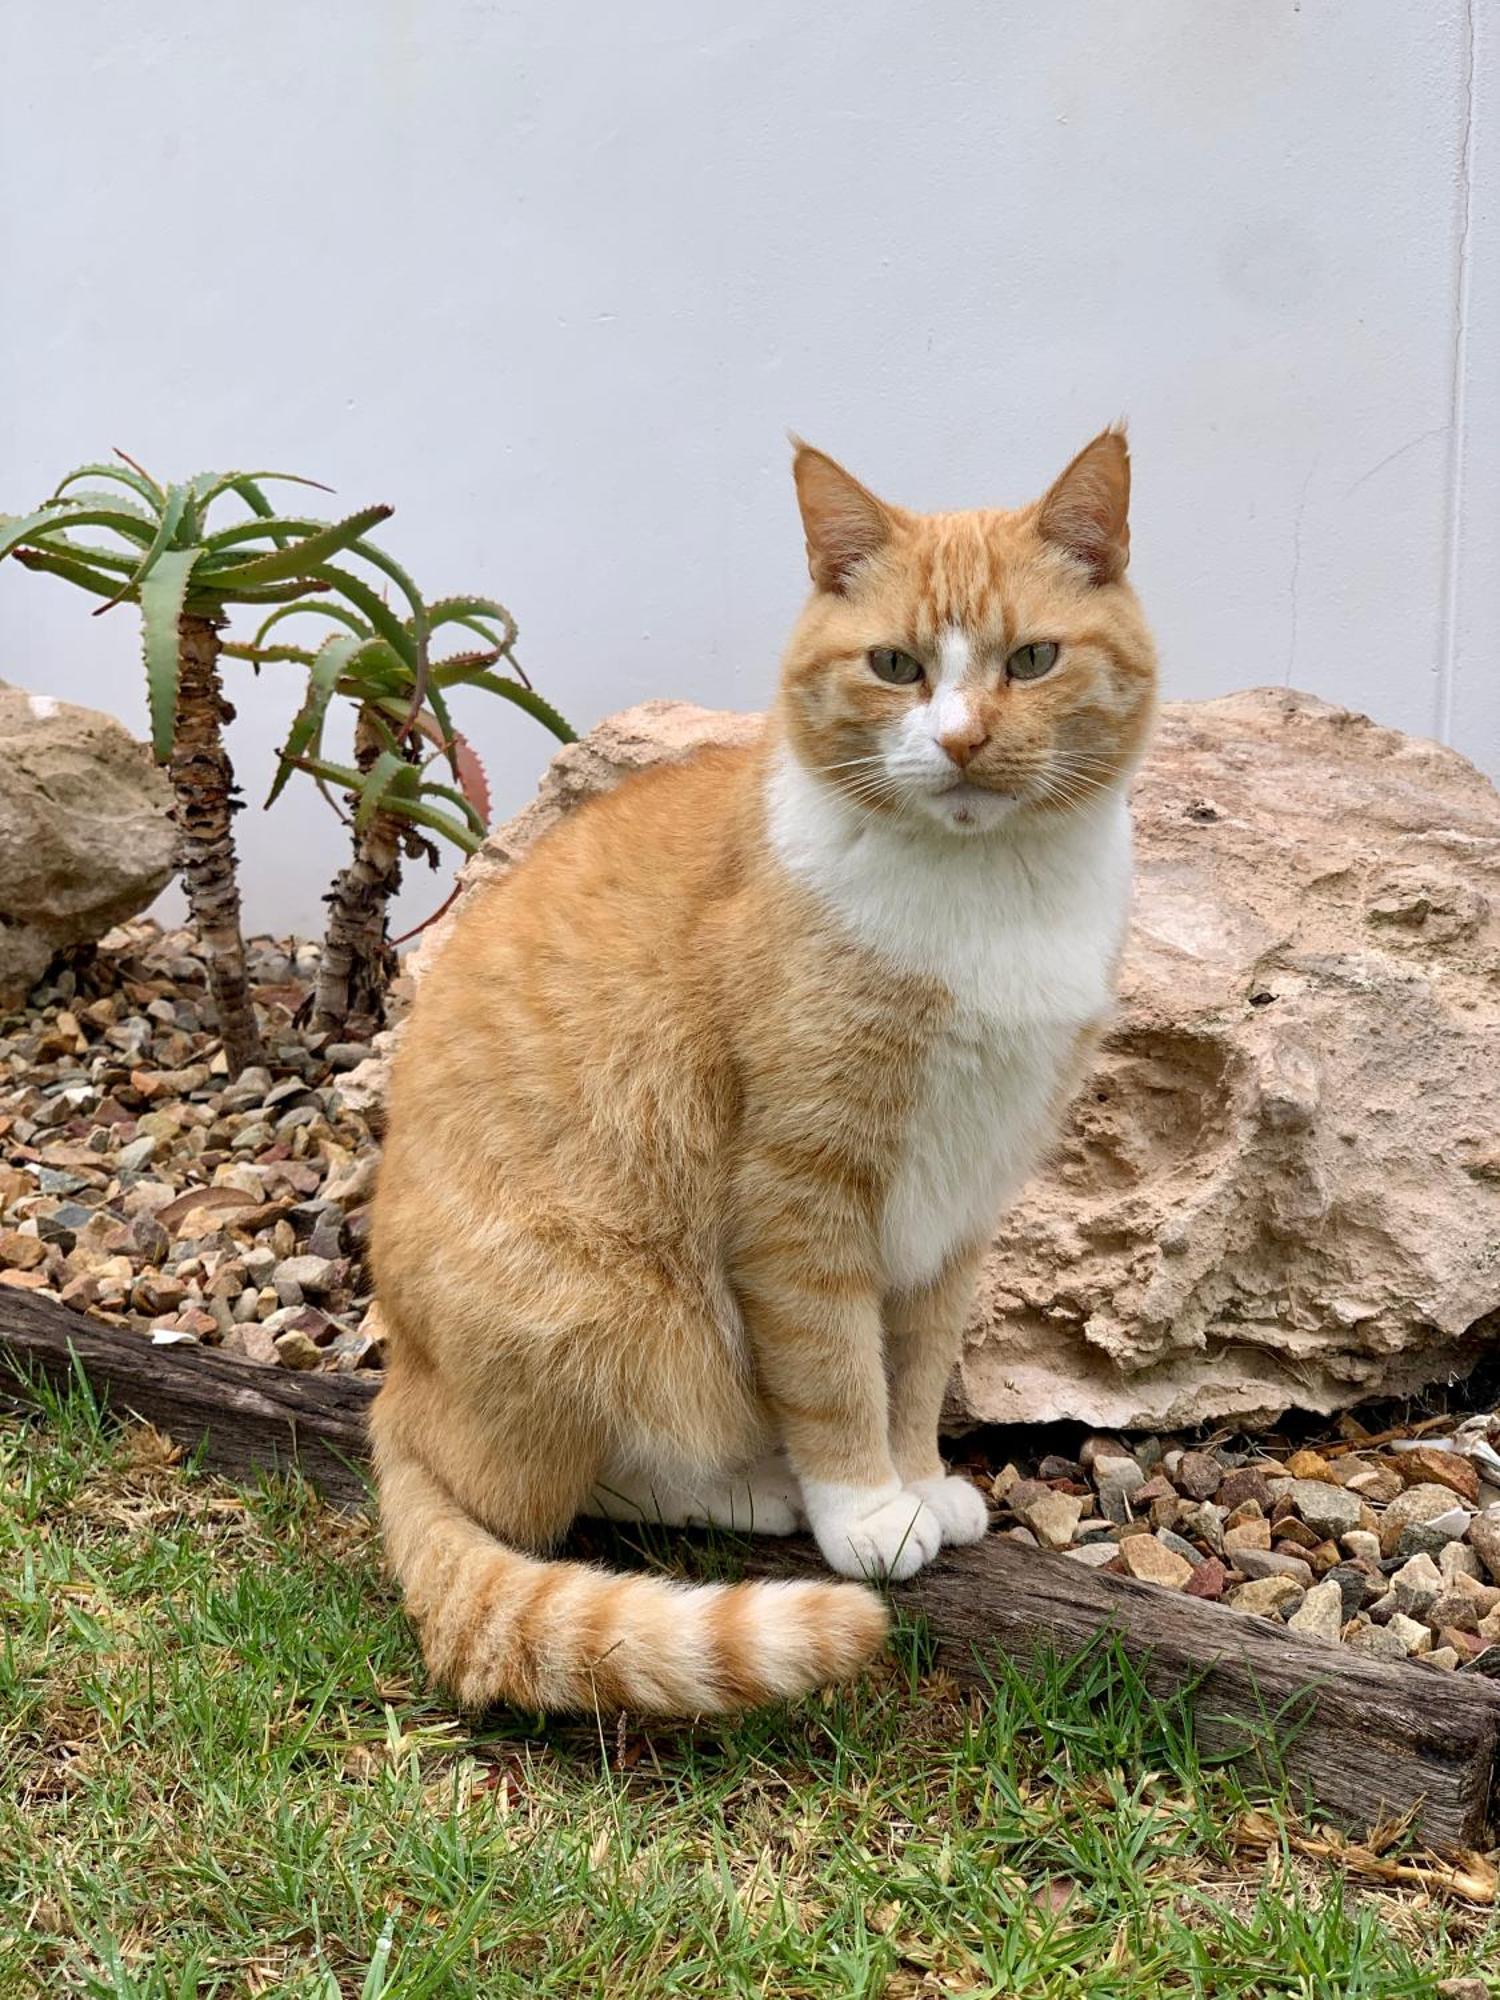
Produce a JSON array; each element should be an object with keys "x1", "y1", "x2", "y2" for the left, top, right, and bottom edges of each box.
[{"x1": 1036, "y1": 428, "x2": 1131, "y2": 584}]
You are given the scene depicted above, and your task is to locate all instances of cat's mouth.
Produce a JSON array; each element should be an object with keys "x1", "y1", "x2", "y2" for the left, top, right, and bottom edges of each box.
[{"x1": 925, "y1": 776, "x2": 1021, "y2": 832}]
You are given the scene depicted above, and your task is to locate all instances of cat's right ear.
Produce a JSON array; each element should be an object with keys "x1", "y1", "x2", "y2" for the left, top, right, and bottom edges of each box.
[{"x1": 791, "y1": 439, "x2": 897, "y2": 595}]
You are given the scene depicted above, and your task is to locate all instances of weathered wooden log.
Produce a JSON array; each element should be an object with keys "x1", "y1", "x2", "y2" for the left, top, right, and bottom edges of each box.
[{"x1": 5, "y1": 1290, "x2": 1498, "y2": 1847}]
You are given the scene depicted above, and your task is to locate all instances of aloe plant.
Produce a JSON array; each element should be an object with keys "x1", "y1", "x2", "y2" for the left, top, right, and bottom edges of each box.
[
  {"x1": 0, "y1": 455, "x2": 405, "y2": 1070},
  {"x1": 237, "y1": 572, "x2": 573, "y2": 1037}
]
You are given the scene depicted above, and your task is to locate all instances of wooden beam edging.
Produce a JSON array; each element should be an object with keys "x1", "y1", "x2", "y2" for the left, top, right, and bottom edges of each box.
[{"x1": 4, "y1": 1291, "x2": 1498, "y2": 1848}]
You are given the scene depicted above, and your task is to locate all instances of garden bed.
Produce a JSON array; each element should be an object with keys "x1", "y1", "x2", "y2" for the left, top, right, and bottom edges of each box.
[{"x1": 6, "y1": 922, "x2": 1500, "y2": 1848}]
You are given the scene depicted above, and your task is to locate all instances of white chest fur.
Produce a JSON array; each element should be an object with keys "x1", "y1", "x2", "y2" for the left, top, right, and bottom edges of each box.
[{"x1": 766, "y1": 749, "x2": 1132, "y2": 1288}]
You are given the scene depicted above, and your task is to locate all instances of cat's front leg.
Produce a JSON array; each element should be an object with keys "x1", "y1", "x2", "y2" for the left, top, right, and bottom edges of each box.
[
  {"x1": 733, "y1": 1228, "x2": 942, "y2": 1583},
  {"x1": 885, "y1": 1248, "x2": 990, "y2": 1549}
]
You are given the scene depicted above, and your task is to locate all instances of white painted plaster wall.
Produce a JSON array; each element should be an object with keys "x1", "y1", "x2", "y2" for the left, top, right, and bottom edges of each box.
[{"x1": 1, "y1": 1, "x2": 1493, "y2": 937}]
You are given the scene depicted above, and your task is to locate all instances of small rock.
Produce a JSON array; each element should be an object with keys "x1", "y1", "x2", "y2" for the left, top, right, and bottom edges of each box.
[
  {"x1": 1440, "y1": 1541, "x2": 1484, "y2": 1584},
  {"x1": 1341, "y1": 1530, "x2": 1382, "y2": 1564},
  {"x1": 1184, "y1": 1556, "x2": 1228, "y2": 1601},
  {"x1": 1428, "y1": 1588, "x2": 1484, "y2": 1635},
  {"x1": 1005, "y1": 1478, "x2": 1053, "y2": 1515},
  {"x1": 1037, "y1": 1454, "x2": 1082, "y2": 1483},
  {"x1": 1427, "y1": 1647, "x2": 1461, "y2": 1671},
  {"x1": 1391, "y1": 1445, "x2": 1480, "y2": 1506},
  {"x1": 1003, "y1": 1526, "x2": 1038, "y2": 1549},
  {"x1": 273, "y1": 1328, "x2": 322, "y2": 1370},
  {"x1": 1386, "y1": 1613, "x2": 1433, "y2": 1657},
  {"x1": 1325, "y1": 1562, "x2": 1380, "y2": 1620},
  {"x1": 1286, "y1": 1578, "x2": 1344, "y2": 1644},
  {"x1": 1234, "y1": 1549, "x2": 1315, "y2": 1586},
  {"x1": 1217, "y1": 1467, "x2": 1272, "y2": 1512},
  {"x1": 1341, "y1": 1464, "x2": 1405, "y2": 1505},
  {"x1": 1479, "y1": 1602, "x2": 1500, "y2": 1644},
  {"x1": 1078, "y1": 1435, "x2": 1128, "y2": 1471},
  {"x1": 1345, "y1": 1622, "x2": 1407, "y2": 1661},
  {"x1": 1095, "y1": 1458, "x2": 1147, "y2": 1524},
  {"x1": 1064, "y1": 1543, "x2": 1121, "y2": 1570},
  {"x1": 1390, "y1": 1552, "x2": 1443, "y2": 1619},
  {"x1": 272, "y1": 1253, "x2": 337, "y2": 1298},
  {"x1": 1156, "y1": 1529, "x2": 1203, "y2": 1568},
  {"x1": 1175, "y1": 1450, "x2": 1223, "y2": 1501},
  {"x1": 1223, "y1": 1519, "x2": 1272, "y2": 1558},
  {"x1": 1284, "y1": 1449, "x2": 1336, "y2": 1483},
  {"x1": 1379, "y1": 1483, "x2": 1472, "y2": 1558},
  {"x1": 1468, "y1": 1507, "x2": 1500, "y2": 1583},
  {"x1": 115, "y1": 1134, "x2": 158, "y2": 1174},
  {"x1": 221, "y1": 1323, "x2": 279, "y2": 1366},
  {"x1": 1075, "y1": 1519, "x2": 1117, "y2": 1544},
  {"x1": 1282, "y1": 1478, "x2": 1362, "y2": 1540},
  {"x1": 1230, "y1": 1575, "x2": 1305, "y2": 1617},
  {"x1": 1179, "y1": 1502, "x2": 1225, "y2": 1555},
  {"x1": 1019, "y1": 1491, "x2": 1083, "y2": 1551},
  {"x1": 1396, "y1": 1508, "x2": 1473, "y2": 1561},
  {"x1": 1435, "y1": 1979, "x2": 1489, "y2": 2000},
  {"x1": 1117, "y1": 1536, "x2": 1193, "y2": 1589}
]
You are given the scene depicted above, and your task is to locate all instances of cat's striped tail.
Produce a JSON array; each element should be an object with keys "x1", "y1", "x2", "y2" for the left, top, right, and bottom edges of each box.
[{"x1": 374, "y1": 1438, "x2": 889, "y2": 1715}]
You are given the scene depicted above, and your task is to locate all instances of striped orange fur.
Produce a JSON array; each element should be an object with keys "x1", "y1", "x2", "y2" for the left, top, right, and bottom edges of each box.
[{"x1": 370, "y1": 430, "x2": 1157, "y2": 1715}]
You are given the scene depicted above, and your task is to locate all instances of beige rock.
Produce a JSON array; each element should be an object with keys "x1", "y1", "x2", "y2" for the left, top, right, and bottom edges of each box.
[
  {"x1": 1286, "y1": 1577, "x2": 1344, "y2": 1644},
  {"x1": 0, "y1": 683, "x2": 175, "y2": 1006},
  {"x1": 402, "y1": 692, "x2": 1500, "y2": 1429},
  {"x1": 1386, "y1": 1613, "x2": 1434, "y2": 1656},
  {"x1": 1117, "y1": 1535, "x2": 1193, "y2": 1590},
  {"x1": 1018, "y1": 1490, "x2": 1083, "y2": 1551},
  {"x1": 1230, "y1": 1574, "x2": 1304, "y2": 1617}
]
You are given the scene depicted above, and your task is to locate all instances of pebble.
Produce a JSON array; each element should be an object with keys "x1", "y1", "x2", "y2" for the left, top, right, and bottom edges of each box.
[
  {"x1": 1386, "y1": 1613, "x2": 1433, "y2": 1657},
  {"x1": 1233, "y1": 1549, "x2": 1315, "y2": 1587},
  {"x1": 1230, "y1": 1575, "x2": 1305, "y2": 1617},
  {"x1": 1223, "y1": 1519, "x2": 1272, "y2": 1557},
  {"x1": 1065, "y1": 1543, "x2": 1120, "y2": 1570},
  {"x1": 1345, "y1": 1622, "x2": 1407, "y2": 1661},
  {"x1": 1427, "y1": 1647, "x2": 1461, "y2": 1671},
  {"x1": 1118, "y1": 1536, "x2": 1193, "y2": 1590},
  {"x1": 1095, "y1": 1457, "x2": 1147, "y2": 1524},
  {"x1": 1282, "y1": 1478, "x2": 1362, "y2": 1540},
  {"x1": 1155, "y1": 1529, "x2": 1203, "y2": 1568},
  {"x1": 1286, "y1": 1578, "x2": 1344, "y2": 1644},
  {"x1": 1341, "y1": 1530, "x2": 1382, "y2": 1565},
  {"x1": 1389, "y1": 1552, "x2": 1442, "y2": 1619},
  {"x1": 1019, "y1": 1491, "x2": 1083, "y2": 1551},
  {"x1": 1378, "y1": 1483, "x2": 1472, "y2": 1559},
  {"x1": 272, "y1": 1253, "x2": 338, "y2": 1298},
  {"x1": 1216, "y1": 1467, "x2": 1272, "y2": 1512},
  {"x1": 1176, "y1": 1450, "x2": 1222, "y2": 1500},
  {"x1": 1468, "y1": 1507, "x2": 1500, "y2": 1583},
  {"x1": 1184, "y1": 1556, "x2": 1228, "y2": 1601},
  {"x1": 273, "y1": 1328, "x2": 323, "y2": 1370}
]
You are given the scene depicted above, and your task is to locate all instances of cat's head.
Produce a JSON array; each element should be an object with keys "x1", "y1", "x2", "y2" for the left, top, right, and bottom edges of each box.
[{"x1": 777, "y1": 431, "x2": 1157, "y2": 837}]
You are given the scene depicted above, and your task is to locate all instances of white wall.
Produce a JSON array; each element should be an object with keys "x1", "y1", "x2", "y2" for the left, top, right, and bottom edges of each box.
[{"x1": 2, "y1": 0, "x2": 1493, "y2": 939}]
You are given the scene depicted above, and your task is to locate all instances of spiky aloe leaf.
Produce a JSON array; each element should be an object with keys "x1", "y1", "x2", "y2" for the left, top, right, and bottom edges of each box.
[
  {"x1": 306, "y1": 563, "x2": 417, "y2": 668},
  {"x1": 51, "y1": 461, "x2": 162, "y2": 509},
  {"x1": 201, "y1": 506, "x2": 396, "y2": 590},
  {"x1": 193, "y1": 469, "x2": 334, "y2": 515},
  {"x1": 426, "y1": 594, "x2": 518, "y2": 651},
  {"x1": 6, "y1": 505, "x2": 158, "y2": 558},
  {"x1": 467, "y1": 670, "x2": 576, "y2": 742},
  {"x1": 139, "y1": 547, "x2": 202, "y2": 760},
  {"x1": 1, "y1": 504, "x2": 87, "y2": 562},
  {"x1": 93, "y1": 483, "x2": 190, "y2": 615},
  {"x1": 267, "y1": 632, "x2": 364, "y2": 806},
  {"x1": 352, "y1": 749, "x2": 418, "y2": 834},
  {"x1": 291, "y1": 753, "x2": 484, "y2": 855},
  {"x1": 250, "y1": 599, "x2": 373, "y2": 654},
  {"x1": 13, "y1": 547, "x2": 124, "y2": 599}
]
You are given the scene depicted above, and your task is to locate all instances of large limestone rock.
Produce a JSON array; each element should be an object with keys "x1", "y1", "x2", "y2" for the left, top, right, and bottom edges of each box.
[
  {"x1": 416, "y1": 690, "x2": 1500, "y2": 1431},
  {"x1": 0, "y1": 682, "x2": 176, "y2": 1008}
]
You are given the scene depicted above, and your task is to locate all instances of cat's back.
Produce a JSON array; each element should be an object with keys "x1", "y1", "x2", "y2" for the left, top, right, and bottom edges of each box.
[{"x1": 388, "y1": 742, "x2": 765, "y2": 1126}]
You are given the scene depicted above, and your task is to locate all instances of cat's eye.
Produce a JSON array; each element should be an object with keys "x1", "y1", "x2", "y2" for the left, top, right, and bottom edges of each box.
[
  {"x1": 868, "y1": 647, "x2": 924, "y2": 685},
  {"x1": 1007, "y1": 641, "x2": 1060, "y2": 682}
]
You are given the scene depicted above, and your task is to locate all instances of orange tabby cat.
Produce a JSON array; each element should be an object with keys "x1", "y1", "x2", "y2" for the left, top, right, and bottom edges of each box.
[{"x1": 370, "y1": 429, "x2": 1157, "y2": 1716}]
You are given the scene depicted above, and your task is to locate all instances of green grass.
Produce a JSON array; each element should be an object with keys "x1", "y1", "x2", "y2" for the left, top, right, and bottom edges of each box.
[{"x1": 1, "y1": 1375, "x2": 1494, "y2": 1999}]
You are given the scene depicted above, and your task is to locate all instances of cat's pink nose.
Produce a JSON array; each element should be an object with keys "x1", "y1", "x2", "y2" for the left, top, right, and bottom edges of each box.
[{"x1": 939, "y1": 720, "x2": 988, "y2": 768}]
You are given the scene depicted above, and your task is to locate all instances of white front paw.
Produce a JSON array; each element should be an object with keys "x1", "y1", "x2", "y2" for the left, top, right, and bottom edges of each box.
[
  {"x1": 905, "y1": 1472, "x2": 989, "y2": 1546},
  {"x1": 802, "y1": 1478, "x2": 943, "y2": 1582}
]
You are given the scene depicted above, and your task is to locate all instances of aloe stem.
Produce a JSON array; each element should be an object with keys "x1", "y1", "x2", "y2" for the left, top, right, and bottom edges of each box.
[
  {"x1": 170, "y1": 614, "x2": 265, "y2": 1072},
  {"x1": 309, "y1": 704, "x2": 407, "y2": 1038}
]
